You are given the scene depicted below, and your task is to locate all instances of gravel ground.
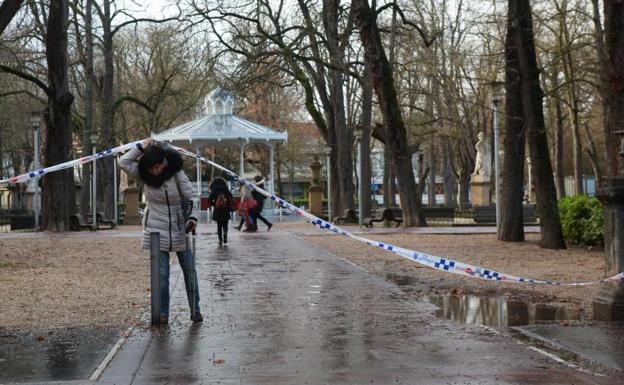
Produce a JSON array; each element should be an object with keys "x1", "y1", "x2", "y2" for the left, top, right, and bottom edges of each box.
[
  {"x1": 276, "y1": 222, "x2": 611, "y2": 319},
  {"x1": 0, "y1": 232, "x2": 149, "y2": 331}
]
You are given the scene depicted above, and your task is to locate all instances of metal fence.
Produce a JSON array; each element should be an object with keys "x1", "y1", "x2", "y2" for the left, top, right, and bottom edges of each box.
[{"x1": 0, "y1": 209, "x2": 40, "y2": 232}]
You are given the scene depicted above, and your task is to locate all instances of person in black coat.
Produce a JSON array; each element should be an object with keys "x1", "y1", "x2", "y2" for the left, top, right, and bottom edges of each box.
[
  {"x1": 207, "y1": 177, "x2": 235, "y2": 245},
  {"x1": 252, "y1": 175, "x2": 273, "y2": 231}
]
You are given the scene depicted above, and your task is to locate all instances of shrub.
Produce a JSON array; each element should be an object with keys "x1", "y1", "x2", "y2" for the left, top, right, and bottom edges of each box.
[
  {"x1": 558, "y1": 195, "x2": 604, "y2": 246},
  {"x1": 292, "y1": 198, "x2": 308, "y2": 207}
]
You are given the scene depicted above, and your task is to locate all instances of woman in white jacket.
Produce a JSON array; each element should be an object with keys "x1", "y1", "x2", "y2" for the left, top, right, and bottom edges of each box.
[{"x1": 119, "y1": 138, "x2": 202, "y2": 323}]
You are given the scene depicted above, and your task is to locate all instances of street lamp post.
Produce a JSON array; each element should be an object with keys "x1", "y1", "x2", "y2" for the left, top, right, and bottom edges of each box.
[
  {"x1": 487, "y1": 80, "x2": 505, "y2": 234},
  {"x1": 324, "y1": 146, "x2": 332, "y2": 221},
  {"x1": 492, "y1": 92, "x2": 502, "y2": 236},
  {"x1": 30, "y1": 112, "x2": 41, "y2": 231},
  {"x1": 90, "y1": 133, "x2": 98, "y2": 228},
  {"x1": 354, "y1": 130, "x2": 363, "y2": 226}
]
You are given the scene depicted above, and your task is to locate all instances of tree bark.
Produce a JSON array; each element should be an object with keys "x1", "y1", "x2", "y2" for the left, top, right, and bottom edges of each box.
[
  {"x1": 428, "y1": 138, "x2": 436, "y2": 207},
  {"x1": 604, "y1": 1, "x2": 624, "y2": 178},
  {"x1": 591, "y1": 0, "x2": 609, "y2": 185},
  {"x1": 352, "y1": 0, "x2": 425, "y2": 226},
  {"x1": 557, "y1": 4, "x2": 583, "y2": 195},
  {"x1": 548, "y1": 64, "x2": 566, "y2": 199},
  {"x1": 96, "y1": 0, "x2": 116, "y2": 220},
  {"x1": 42, "y1": 0, "x2": 75, "y2": 231},
  {"x1": 583, "y1": 123, "x2": 603, "y2": 188},
  {"x1": 325, "y1": 0, "x2": 355, "y2": 213},
  {"x1": 500, "y1": 0, "x2": 526, "y2": 242},
  {"x1": 443, "y1": 141, "x2": 455, "y2": 207},
  {"x1": 80, "y1": 0, "x2": 94, "y2": 218},
  {"x1": 359, "y1": 63, "x2": 373, "y2": 219},
  {"x1": 514, "y1": 0, "x2": 566, "y2": 249}
]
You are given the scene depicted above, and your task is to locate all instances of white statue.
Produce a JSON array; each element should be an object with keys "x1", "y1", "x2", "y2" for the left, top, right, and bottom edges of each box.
[{"x1": 472, "y1": 131, "x2": 491, "y2": 179}]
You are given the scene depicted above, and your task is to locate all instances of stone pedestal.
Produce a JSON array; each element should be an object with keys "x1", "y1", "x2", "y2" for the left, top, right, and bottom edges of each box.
[
  {"x1": 123, "y1": 186, "x2": 141, "y2": 225},
  {"x1": 308, "y1": 158, "x2": 323, "y2": 217},
  {"x1": 593, "y1": 177, "x2": 624, "y2": 321},
  {"x1": 470, "y1": 175, "x2": 491, "y2": 207},
  {"x1": 593, "y1": 281, "x2": 624, "y2": 321}
]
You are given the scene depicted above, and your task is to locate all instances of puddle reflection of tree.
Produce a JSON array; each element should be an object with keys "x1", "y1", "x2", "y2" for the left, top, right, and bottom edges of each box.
[{"x1": 46, "y1": 339, "x2": 79, "y2": 379}]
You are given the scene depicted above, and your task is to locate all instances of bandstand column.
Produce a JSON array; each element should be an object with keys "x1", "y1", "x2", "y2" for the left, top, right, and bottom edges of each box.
[
  {"x1": 269, "y1": 144, "x2": 275, "y2": 195},
  {"x1": 195, "y1": 146, "x2": 201, "y2": 196},
  {"x1": 239, "y1": 143, "x2": 245, "y2": 178}
]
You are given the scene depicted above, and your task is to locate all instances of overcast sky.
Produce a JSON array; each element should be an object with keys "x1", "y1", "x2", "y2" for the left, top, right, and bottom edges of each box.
[{"x1": 122, "y1": 0, "x2": 180, "y2": 19}]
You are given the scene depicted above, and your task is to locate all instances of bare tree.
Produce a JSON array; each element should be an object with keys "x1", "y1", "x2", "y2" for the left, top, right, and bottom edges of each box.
[
  {"x1": 500, "y1": 0, "x2": 527, "y2": 242},
  {"x1": 43, "y1": 0, "x2": 75, "y2": 231},
  {"x1": 505, "y1": 0, "x2": 565, "y2": 249},
  {"x1": 352, "y1": 0, "x2": 427, "y2": 226}
]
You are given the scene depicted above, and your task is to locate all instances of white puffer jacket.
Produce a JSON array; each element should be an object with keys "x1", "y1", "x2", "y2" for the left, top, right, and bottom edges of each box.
[{"x1": 119, "y1": 146, "x2": 198, "y2": 252}]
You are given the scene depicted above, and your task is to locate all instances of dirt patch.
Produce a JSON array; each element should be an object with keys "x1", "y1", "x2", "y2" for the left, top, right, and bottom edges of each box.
[
  {"x1": 279, "y1": 222, "x2": 610, "y2": 319},
  {"x1": 0, "y1": 231, "x2": 149, "y2": 331}
]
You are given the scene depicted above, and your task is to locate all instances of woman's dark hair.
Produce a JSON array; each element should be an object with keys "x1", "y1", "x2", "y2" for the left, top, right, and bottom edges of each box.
[
  {"x1": 138, "y1": 143, "x2": 184, "y2": 187},
  {"x1": 209, "y1": 176, "x2": 227, "y2": 191}
]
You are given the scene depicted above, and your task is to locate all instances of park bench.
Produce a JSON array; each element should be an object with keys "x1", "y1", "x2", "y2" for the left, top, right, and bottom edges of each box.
[
  {"x1": 334, "y1": 208, "x2": 358, "y2": 225},
  {"x1": 422, "y1": 207, "x2": 455, "y2": 222},
  {"x1": 96, "y1": 211, "x2": 117, "y2": 229},
  {"x1": 474, "y1": 204, "x2": 537, "y2": 225},
  {"x1": 69, "y1": 213, "x2": 95, "y2": 231},
  {"x1": 364, "y1": 207, "x2": 403, "y2": 228},
  {"x1": 334, "y1": 208, "x2": 358, "y2": 224}
]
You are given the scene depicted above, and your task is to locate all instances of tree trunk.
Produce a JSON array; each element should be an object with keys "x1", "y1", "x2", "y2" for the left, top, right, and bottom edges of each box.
[
  {"x1": 428, "y1": 138, "x2": 436, "y2": 207},
  {"x1": 359, "y1": 63, "x2": 373, "y2": 219},
  {"x1": 352, "y1": 0, "x2": 425, "y2": 226},
  {"x1": 383, "y1": 147, "x2": 395, "y2": 206},
  {"x1": 557, "y1": 3, "x2": 583, "y2": 195},
  {"x1": 604, "y1": 1, "x2": 624, "y2": 178},
  {"x1": 80, "y1": 0, "x2": 94, "y2": 218},
  {"x1": 384, "y1": 0, "x2": 397, "y2": 208},
  {"x1": 515, "y1": 0, "x2": 566, "y2": 249},
  {"x1": 549, "y1": 65, "x2": 566, "y2": 199},
  {"x1": 97, "y1": 0, "x2": 115, "y2": 220},
  {"x1": 43, "y1": 0, "x2": 75, "y2": 231},
  {"x1": 500, "y1": 0, "x2": 526, "y2": 242},
  {"x1": 443, "y1": 142, "x2": 455, "y2": 207},
  {"x1": 583, "y1": 123, "x2": 603, "y2": 188}
]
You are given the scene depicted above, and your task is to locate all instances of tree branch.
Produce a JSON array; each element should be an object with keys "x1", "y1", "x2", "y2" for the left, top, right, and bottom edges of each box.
[
  {"x1": 0, "y1": 89, "x2": 46, "y2": 104},
  {"x1": 376, "y1": 2, "x2": 438, "y2": 47},
  {"x1": 0, "y1": 65, "x2": 50, "y2": 96},
  {"x1": 112, "y1": 95, "x2": 154, "y2": 116},
  {"x1": 0, "y1": 0, "x2": 25, "y2": 36}
]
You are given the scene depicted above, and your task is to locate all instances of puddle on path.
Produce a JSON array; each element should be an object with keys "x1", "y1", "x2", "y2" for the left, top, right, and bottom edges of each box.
[
  {"x1": 423, "y1": 293, "x2": 583, "y2": 328},
  {"x1": 0, "y1": 327, "x2": 119, "y2": 383},
  {"x1": 384, "y1": 272, "x2": 582, "y2": 328}
]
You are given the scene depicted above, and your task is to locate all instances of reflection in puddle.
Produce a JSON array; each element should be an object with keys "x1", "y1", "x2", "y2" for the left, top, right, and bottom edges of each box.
[
  {"x1": 0, "y1": 327, "x2": 118, "y2": 383},
  {"x1": 423, "y1": 293, "x2": 583, "y2": 328}
]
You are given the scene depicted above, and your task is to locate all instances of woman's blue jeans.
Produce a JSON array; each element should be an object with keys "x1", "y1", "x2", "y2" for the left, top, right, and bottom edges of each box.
[{"x1": 158, "y1": 249, "x2": 201, "y2": 318}]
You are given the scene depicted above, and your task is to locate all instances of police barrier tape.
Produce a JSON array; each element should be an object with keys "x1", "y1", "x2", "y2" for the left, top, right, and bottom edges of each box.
[
  {"x1": 2, "y1": 139, "x2": 623, "y2": 286},
  {"x1": 168, "y1": 144, "x2": 623, "y2": 287},
  {"x1": 0, "y1": 140, "x2": 143, "y2": 185}
]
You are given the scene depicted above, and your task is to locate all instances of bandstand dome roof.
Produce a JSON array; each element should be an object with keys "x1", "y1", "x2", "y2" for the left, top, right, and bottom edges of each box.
[{"x1": 154, "y1": 88, "x2": 288, "y2": 145}]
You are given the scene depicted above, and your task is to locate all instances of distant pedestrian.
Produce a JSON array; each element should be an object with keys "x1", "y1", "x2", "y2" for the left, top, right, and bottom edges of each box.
[
  {"x1": 119, "y1": 138, "x2": 203, "y2": 324},
  {"x1": 235, "y1": 184, "x2": 257, "y2": 232},
  {"x1": 207, "y1": 177, "x2": 235, "y2": 246},
  {"x1": 251, "y1": 176, "x2": 273, "y2": 231}
]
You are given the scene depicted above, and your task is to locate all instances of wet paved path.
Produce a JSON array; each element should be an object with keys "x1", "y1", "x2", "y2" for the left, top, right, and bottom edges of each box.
[{"x1": 98, "y1": 229, "x2": 620, "y2": 385}]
